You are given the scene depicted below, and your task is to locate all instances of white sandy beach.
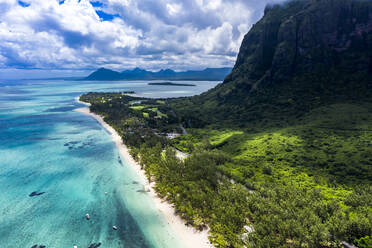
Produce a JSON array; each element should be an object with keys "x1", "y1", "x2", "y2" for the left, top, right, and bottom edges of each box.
[{"x1": 75, "y1": 99, "x2": 213, "y2": 248}]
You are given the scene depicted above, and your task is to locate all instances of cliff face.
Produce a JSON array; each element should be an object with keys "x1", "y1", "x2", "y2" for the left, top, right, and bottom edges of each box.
[
  {"x1": 226, "y1": 0, "x2": 372, "y2": 88},
  {"x1": 194, "y1": 0, "x2": 371, "y2": 120},
  {"x1": 173, "y1": 0, "x2": 372, "y2": 127}
]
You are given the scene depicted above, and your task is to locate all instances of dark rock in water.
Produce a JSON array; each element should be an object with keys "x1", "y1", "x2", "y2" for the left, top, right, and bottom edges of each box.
[
  {"x1": 132, "y1": 181, "x2": 139, "y2": 184},
  {"x1": 29, "y1": 191, "x2": 45, "y2": 197},
  {"x1": 31, "y1": 245, "x2": 38, "y2": 248},
  {"x1": 88, "y1": 243, "x2": 101, "y2": 248},
  {"x1": 65, "y1": 141, "x2": 82, "y2": 150},
  {"x1": 39, "y1": 246, "x2": 46, "y2": 248},
  {"x1": 31, "y1": 245, "x2": 46, "y2": 248},
  {"x1": 118, "y1": 156, "x2": 123, "y2": 165}
]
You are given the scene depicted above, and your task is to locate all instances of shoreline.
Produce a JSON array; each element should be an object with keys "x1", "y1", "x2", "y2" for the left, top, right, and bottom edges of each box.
[{"x1": 75, "y1": 99, "x2": 213, "y2": 248}]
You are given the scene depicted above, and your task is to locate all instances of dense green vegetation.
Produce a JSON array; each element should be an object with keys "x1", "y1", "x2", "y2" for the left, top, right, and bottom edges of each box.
[
  {"x1": 81, "y1": 92, "x2": 372, "y2": 248},
  {"x1": 80, "y1": 0, "x2": 372, "y2": 247},
  {"x1": 174, "y1": 104, "x2": 372, "y2": 187}
]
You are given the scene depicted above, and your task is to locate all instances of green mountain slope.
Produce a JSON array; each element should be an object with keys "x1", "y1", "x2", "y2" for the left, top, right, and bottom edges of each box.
[{"x1": 172, "y1": 0, "x2": 372, "y2": 127}]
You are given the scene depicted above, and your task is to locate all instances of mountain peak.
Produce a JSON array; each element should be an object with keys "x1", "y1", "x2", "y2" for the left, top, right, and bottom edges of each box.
[
  {"x1": 132, "y1": 67, "x2": 146, "y2": 72},
  {"x1": 96, "y1": 67, "x2": 114, "y2": 72},
  {"x1": 178, "y1": 0, "x2": 372, "y2": 125},
  {"x1": 227, "y1": 0, "x2": 372, "y2": 89},
  {"x1": 85, "y1": 67, "x2": 121, "y2": 80}
]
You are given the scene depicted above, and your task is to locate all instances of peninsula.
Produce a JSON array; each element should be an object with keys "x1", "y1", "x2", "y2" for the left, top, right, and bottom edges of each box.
[
  {"x1": 7, "y1": 0, "x2": 372, "y2": 247},
  {"x1": 80, "y1": 0, "x2": 372, "y2": 247}
]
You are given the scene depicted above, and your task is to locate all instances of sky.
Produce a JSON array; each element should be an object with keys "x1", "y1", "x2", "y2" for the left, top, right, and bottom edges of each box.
[{"x1": 0, "y1": 0, "x2": 285, "y2": 78}]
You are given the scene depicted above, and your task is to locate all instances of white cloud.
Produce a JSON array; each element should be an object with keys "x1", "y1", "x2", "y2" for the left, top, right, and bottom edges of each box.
[
  {"x1": 0, "y1": 0, "x2": 286, "y2": 71},
  {"x1": 166, "y1": 3, "x2": 181, "y2": 15},
  {"x1": 205, "y1": 0, "x2": 222, "y2": 10}
]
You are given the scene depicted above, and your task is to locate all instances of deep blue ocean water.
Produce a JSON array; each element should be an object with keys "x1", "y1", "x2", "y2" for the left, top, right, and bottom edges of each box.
[{"x1": 0, "y1": 80, "x2": 220, "y2": 248}]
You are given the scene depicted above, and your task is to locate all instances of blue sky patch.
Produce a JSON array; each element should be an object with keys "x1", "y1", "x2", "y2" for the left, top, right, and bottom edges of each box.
[
  {"x1": 95, "y1": 10, "x2": 120, "y2": 21},
  {"x1": 18, "y1": 1, "x2": 30, "y2": 7},
  {"x1": 90, "y1": 1, "x2": 104, "y2": 7}
]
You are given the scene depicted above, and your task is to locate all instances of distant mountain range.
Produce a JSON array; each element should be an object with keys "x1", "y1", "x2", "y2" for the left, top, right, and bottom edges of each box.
[{"x1": 83, "y1": 67, "x2": 232, "y2": 81}]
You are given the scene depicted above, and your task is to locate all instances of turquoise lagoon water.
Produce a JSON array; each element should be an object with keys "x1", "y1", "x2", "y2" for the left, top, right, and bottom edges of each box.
[{"x1": 0, "y1": 80, "x2": 220, "y2": 248}]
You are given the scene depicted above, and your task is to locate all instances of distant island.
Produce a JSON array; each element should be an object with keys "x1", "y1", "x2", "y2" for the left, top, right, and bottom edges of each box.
[
  {"x1": 83, "y1": 67, "x2": 232, "y2": 81},
  {"x1": 148, "y1": 82, "x2": 196, "y2": 87}
]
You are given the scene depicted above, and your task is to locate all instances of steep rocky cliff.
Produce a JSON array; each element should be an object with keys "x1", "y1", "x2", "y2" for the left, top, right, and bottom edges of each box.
[
  {"x1": 230, "y1": 0, "x2": 372, "y2": 86},
  {"x1": 173, "y1": 0, "x2": 372, "y2": 127}
]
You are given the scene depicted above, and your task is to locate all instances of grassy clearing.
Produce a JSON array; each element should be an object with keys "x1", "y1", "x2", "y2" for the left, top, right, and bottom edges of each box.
[
  {"x1": 209, "y1": 130, "x2": 244, "y2": 146},
  {"x1": 129, "y1": 105, "x2": 168, "y2": 118},
  {"x1": 130, "y1": 105, "x2": 145, "y2": 110}
]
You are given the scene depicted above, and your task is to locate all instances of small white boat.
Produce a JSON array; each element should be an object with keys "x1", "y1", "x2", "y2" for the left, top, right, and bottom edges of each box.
[
  {"x1": 85, "y1": 213, "x2": 90, "y2": 220},
  {"x1": 73, "y1": 245, "x2": 77, "y2": 248},
  {"x1": 112, "y1": 225, "x2": 118, "y2": 230}
]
